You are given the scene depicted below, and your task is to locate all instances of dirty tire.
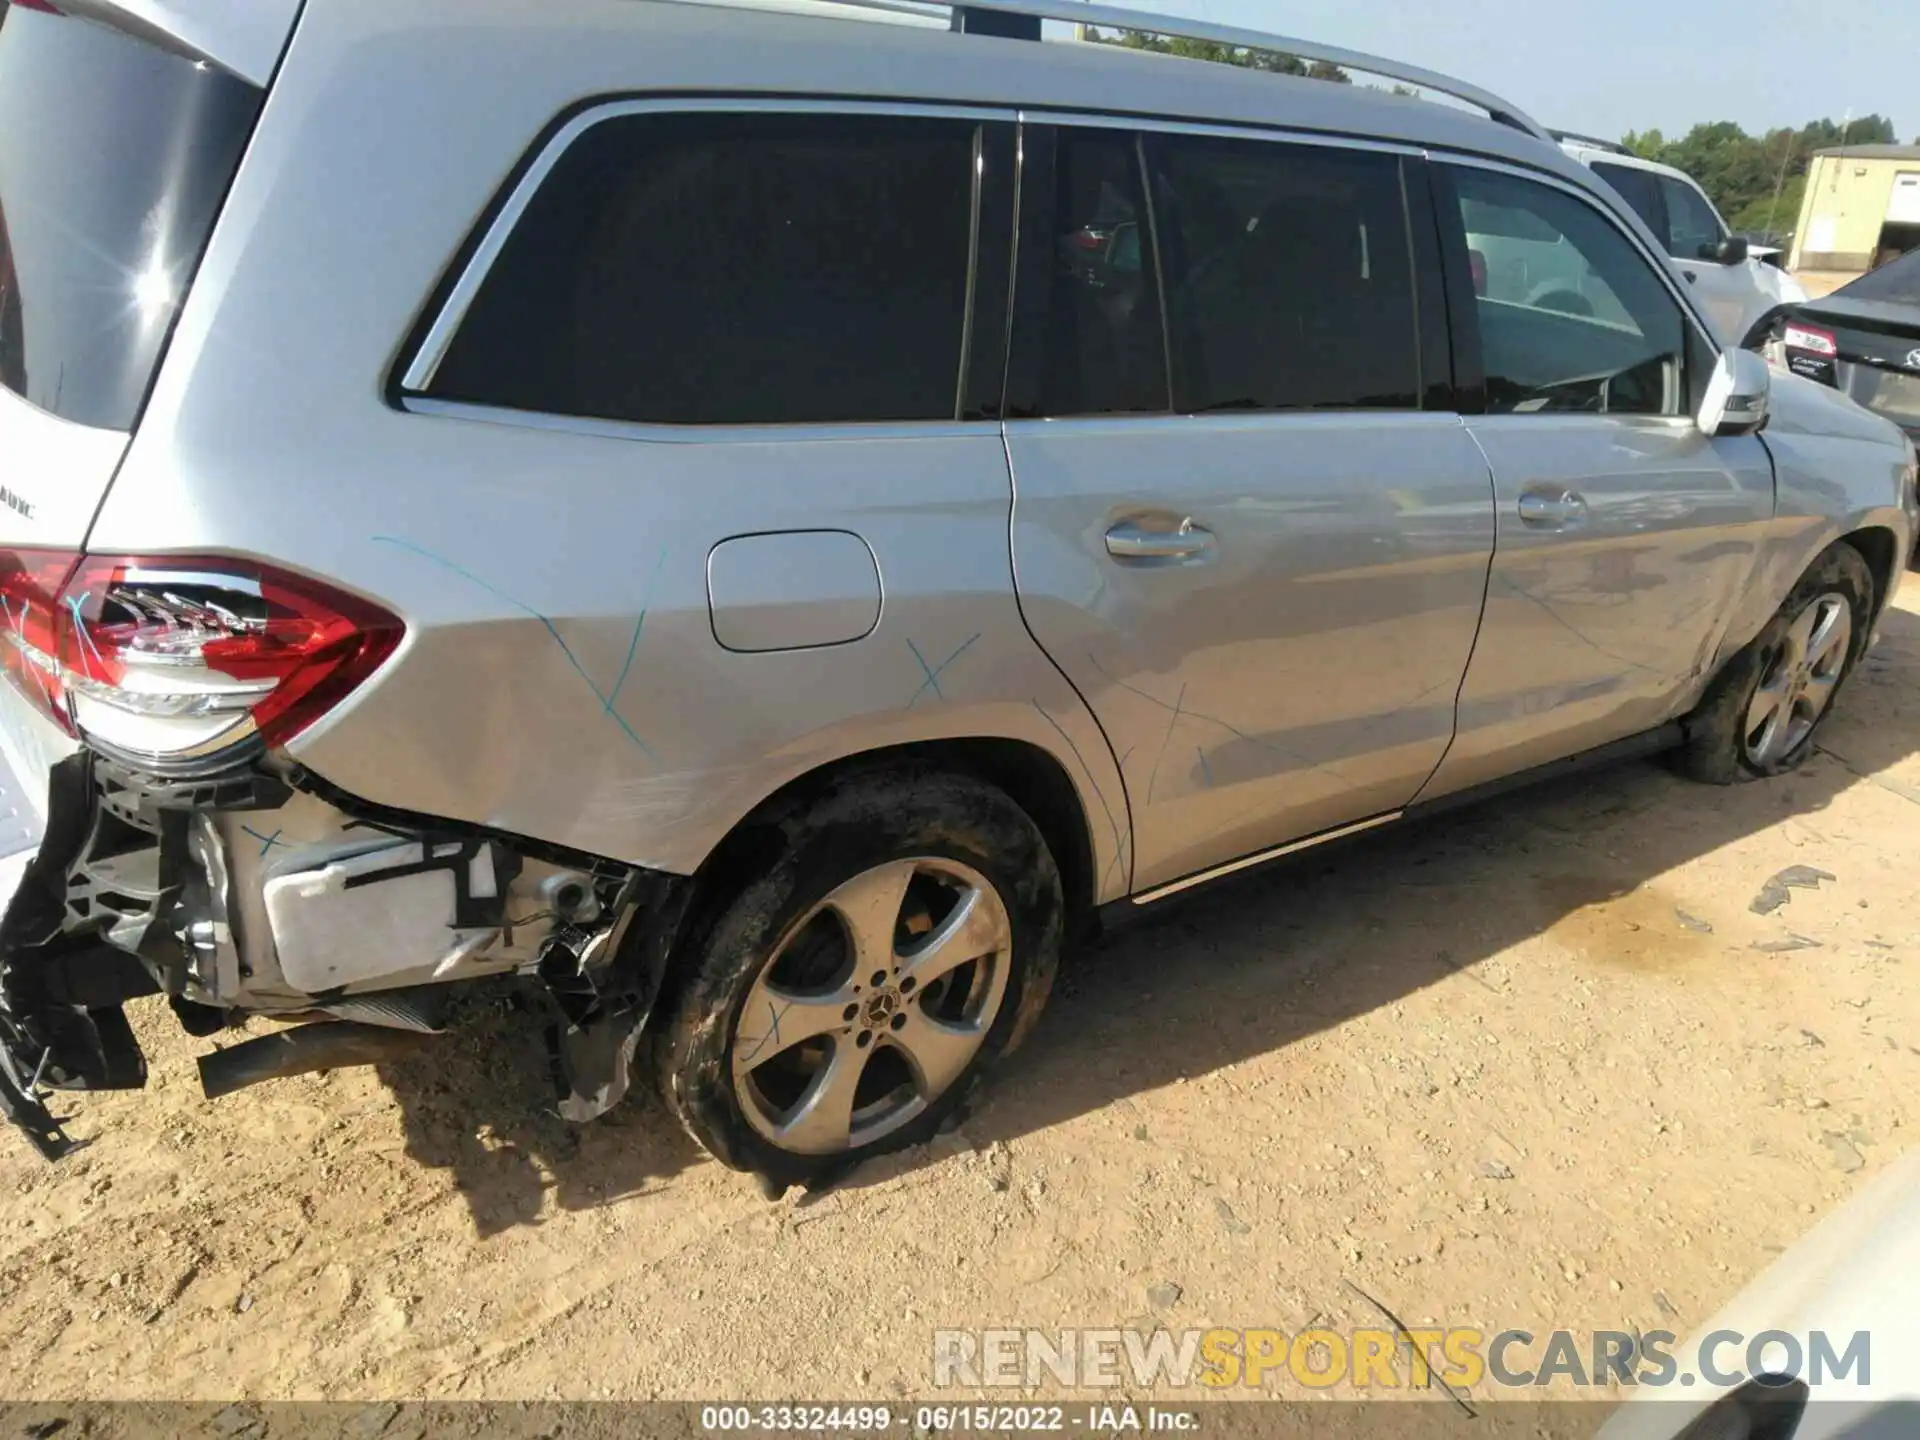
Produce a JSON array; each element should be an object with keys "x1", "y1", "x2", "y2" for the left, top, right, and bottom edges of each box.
[
  {"x1": 653, "y1": 767, "x2": 1063, "y2": 1188},
  {"x1": 1678, "y1": 542, "x2": 1875, "y2": 784}
]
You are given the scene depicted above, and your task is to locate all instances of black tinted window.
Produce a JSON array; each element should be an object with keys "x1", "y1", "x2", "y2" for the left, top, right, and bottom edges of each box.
[
  {"x1": 1009, "y1": 127, "x2": 1168, "y2": 418},
  {"x1": 1451, "y1": 167, "x2": 1688, "y2": 416},
  {"x1": 1590, "y1": 162, "x2": 1666, "y2": 244},
  {"x1": 1837, "y1": 244, "x2": 1920, "y2": 304},
  {"x1": 1660, "y1": 177, "x2": 1725, "y2": 259},
  {"x1": 428, "y1": 112, "x2": 977, "y2": 426},
  {"x1": 0, "y1": 3, "x2": 262, "y2": 430},
  {"x1": 1149, "y1": 136, "x2": 1420, "y2": 413}
]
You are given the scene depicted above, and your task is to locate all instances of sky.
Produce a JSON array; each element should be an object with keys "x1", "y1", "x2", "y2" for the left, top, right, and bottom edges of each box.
[{"x1": 1130, "y1": 0, "x2": 1919, "y2": 142}]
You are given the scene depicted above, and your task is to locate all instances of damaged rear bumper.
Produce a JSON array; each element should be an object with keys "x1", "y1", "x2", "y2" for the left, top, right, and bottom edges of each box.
[{"x1": 0, "y1": 737, "x2": 692, "y2": 1160}]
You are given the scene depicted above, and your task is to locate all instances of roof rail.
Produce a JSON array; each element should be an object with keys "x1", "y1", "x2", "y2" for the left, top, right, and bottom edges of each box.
[
  {"x1": 1549, "y1": 129, "x2": 1626, "y2": 154},
  {"x1": 822, "y1": 0, "x2": 1550, "y2": 140}
]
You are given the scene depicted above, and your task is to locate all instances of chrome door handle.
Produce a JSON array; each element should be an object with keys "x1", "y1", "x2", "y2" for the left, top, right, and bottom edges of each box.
[
  {"x1": 1517, "y1": 490, "x2": 1588, "y2": 527},
  {"x1": 1105, "y1": 518, "x2": 1216, "y2": 559}
]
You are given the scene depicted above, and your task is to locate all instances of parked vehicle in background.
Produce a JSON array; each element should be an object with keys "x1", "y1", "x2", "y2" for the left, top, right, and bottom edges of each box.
[
  {"x1": 1556, "y1": 132, "x2": 1808, "y2": 343},
  {"x1": 1600, "y1": 1146, "x2": 1920, "y2": 1440},
  {"x1": 1751, "y1": 246, "x2": 1920, "y2": 446},
  {"x1": 0, "y1": 0, "x2": 1913, "y2": 1188}
]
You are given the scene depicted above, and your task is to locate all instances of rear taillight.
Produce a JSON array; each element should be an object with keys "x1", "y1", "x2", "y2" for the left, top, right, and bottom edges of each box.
[
  {"x1": 1782, "y1": 322, "x2": 1838, "y2": 358},
  {"x1": 0, "y1": 549, "x2": 81, "y2": 726},
  {"x1": 0, "y1": 549, "x2": 402, "y2": 763}
]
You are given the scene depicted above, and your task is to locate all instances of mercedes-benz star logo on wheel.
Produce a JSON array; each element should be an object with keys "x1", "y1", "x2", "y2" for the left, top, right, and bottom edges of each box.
[{"x1": 1907, "y1": 347, "x2": 1920, "y2": 370}]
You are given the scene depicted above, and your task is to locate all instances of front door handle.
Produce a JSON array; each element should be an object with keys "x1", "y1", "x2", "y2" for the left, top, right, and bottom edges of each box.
[
  {"x1": 1517, "y1": 489, "x2": 1588, "y2": 528},
  {"x1": 1105, "y1": 517, "x2": 1216, "y2": 560}
]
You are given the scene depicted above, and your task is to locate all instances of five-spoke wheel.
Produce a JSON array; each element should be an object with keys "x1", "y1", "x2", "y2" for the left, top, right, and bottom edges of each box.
[
  {"x1": 653, "y1": 766, "x2": 1062, "y2": 1187},
  {"x1": 732, "y1": 857, "x2": 1012, "y2": 1156},
  {"x1": 1741, "y1": 592, "x2": 1852, "y2": 770},
  {"x1": 1681, "y1": 541, "x2": 1874, "y2": 784}
]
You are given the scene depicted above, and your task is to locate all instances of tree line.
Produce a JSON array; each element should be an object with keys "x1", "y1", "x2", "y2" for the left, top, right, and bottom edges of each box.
[
  {"x1": 1622, "y1": 118, "x2": 1900, "y2": 238},
  {"x1": 1084, "y1": 28, "x2": 1355, "y2": 84},
  {"x1": 1086, "y1": 30, "x2": 1903, "y2": 240}
]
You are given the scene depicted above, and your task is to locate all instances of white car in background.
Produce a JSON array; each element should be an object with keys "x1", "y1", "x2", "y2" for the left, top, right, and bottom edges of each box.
[
  {"x1": 1558, "y1": 133, "x2": 1808, "y2": 342},
  {"x1": 1600, "y1": 1146, "x2": 1919, "y2": 1440}
]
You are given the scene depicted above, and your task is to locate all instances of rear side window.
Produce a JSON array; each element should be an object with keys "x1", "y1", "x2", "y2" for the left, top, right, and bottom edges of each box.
[
  {"x1": 1148, "y1": 135, "x2": 1421, "y2": 413},
  {"x1": 423, "y1": 112, "x2": 978, "y2": 426},
  {"x1": 1007, "y1": 126, "x2": 1170, "y2": 418},
  {"x1": 0, "y1": 2, "x2": 263, "y2": 431},
  {"x1": 1590, "y1": 162, "x2": 1666, "y2": 245}
]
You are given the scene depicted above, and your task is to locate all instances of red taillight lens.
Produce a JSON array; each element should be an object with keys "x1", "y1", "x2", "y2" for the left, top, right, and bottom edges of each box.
[
  {"x1": 0, "y1": 547, "x2": 82, "y2": 732},
  {"x1": 0, "y1": 548, "x2": 402, "y2": 762},
  {"x1": 1782, "y1": 322, "x2": 1838, "y2": 358}
]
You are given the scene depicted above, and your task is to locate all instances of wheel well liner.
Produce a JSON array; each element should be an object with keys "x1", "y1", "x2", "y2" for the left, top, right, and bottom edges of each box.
[{"x1": 1840, "y1": 526, "x2": 1899, "y2": 617}]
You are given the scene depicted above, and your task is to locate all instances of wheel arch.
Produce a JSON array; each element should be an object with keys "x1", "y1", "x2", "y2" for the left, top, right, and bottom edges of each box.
[
  {"x1": 1839, "y1": 524, "x2": 1902, "y2": 619},
  {"x1": 662, "y1": 737, "x2": 1106, "y2": 1000}
]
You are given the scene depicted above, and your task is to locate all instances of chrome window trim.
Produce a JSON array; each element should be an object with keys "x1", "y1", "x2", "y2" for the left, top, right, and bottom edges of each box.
[
  {"x1": 1003, "y1": 410, "x2": 1470, "y2": 437},
  {"x1": 1437, "y1": 150, "x2": 1723, "y2": 361},
  {"x1": 1020, "y1": 106, "x2": 1425, "y2": 158},
  {"x1": 398, "y1": 394, "x2": 987, "y2": 446},
  {"x1": 399, "y1": 95, "x2": 1019, "y2": 398},
  {"x1": 1026, "y1": 110, "x2": 1429, "y2": 420},
  {"x1": 399, "y1": 95, "x2": 1441, "y2": 440}
]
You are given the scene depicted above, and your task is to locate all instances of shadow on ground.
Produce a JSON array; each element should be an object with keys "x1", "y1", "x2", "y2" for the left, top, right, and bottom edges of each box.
[
  {"x1": 373, "y1": 992, "x2": 704, "y2": 1237},
  {"x1": 382, "y1": 602, "x2": 1920, "y2": 1229}
]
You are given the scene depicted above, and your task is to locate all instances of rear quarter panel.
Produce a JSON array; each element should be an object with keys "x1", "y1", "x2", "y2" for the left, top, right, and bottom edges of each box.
[{"x1": 83, "y1": 0, "x2": 1133, "y2": 893}]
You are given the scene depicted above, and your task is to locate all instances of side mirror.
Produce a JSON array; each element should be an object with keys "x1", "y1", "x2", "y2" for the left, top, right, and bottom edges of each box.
[
  {"x1": 1704, "y1": 236, "x2": 1750, "y2": 265},
  {"x1": 1699, "y1": 348, "x2": 1771, "y2": 437}
]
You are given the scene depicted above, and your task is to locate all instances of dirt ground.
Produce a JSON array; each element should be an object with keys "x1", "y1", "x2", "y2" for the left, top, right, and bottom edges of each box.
[
  {"x1": 2, "y1": 585, "x2": 1917, "y2": 1409},
  {"x1": 1794, "y1": 271, "x2": 1857, "y2": 300}
]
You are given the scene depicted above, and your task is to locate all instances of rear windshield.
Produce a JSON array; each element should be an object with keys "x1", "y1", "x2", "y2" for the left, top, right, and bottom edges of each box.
[
  {"x1": 1837, "y1": 246, "x2": 1920, "y2": 306},
  {"x1": 0, "y1": 2, "x2": 263, "y2": 431}
]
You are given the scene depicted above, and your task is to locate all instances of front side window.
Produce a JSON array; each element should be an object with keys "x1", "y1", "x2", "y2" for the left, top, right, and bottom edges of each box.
[
  {"x1": 1660, "y1": 177, "x2": 1727, "y2": 260},
  {"x1": 1449, "y1": 166, "x2": 1689, "y2": 417},
  {"x1": 423, "y1": 112, "x2": 978, "y2": 426},
  {"x1": 1149, "y1": 135, "x2": 1421, "y2": 413}
]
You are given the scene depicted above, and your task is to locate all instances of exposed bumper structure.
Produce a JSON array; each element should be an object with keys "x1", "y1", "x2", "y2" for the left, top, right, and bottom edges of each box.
[{"x1": 0, "y1": 739, "x2": 693, "y2": 1160}]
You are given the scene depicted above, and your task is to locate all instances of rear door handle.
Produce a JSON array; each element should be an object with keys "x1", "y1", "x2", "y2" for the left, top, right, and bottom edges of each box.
[
  {"x1": 1105, "y1": 517, "x2": 1216, "y2": 560},
  {"x1": 1517, "y1": 489, "x2": 1588, "y2": 528}
]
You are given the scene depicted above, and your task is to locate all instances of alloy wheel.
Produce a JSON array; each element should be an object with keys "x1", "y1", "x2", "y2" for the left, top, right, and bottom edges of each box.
[
  {"x1": 1742, "y1": 591, "x2": 1853, "y2": 769},
  {"x1": 730, "y1": 857, "x2": 1013, "y2": 1156}
]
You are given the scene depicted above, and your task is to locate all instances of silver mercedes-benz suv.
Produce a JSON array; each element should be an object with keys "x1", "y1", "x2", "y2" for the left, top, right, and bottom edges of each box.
[{"x1": 0, "y1": 0, "x2": 1913, "y2": 1186}]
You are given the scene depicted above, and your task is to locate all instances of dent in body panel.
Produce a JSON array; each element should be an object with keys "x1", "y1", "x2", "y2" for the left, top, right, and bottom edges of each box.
[
  {"x1": 1419, "y1": 417, "x2": 1775, "y2": 801},
  {"x1": 176, "y1": 429, "x2": 1137, "y2": 900},
  {"x1": 1717, "y1": 373, "x2": 1917, "y2": 656},
  {"x1": 1006, "y1": 414, "x2": 1495, "y2": 892}
]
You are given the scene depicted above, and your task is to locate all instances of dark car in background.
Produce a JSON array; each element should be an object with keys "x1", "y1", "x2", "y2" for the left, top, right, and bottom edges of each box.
[{"x1": 1750, "y1": 247, "x2": 1920, "y2": 450}]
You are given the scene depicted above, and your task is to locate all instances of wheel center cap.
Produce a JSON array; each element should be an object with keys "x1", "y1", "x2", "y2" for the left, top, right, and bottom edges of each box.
[{"x1": 864, "y1": 992, "x2": 899, "y2": 1025}]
